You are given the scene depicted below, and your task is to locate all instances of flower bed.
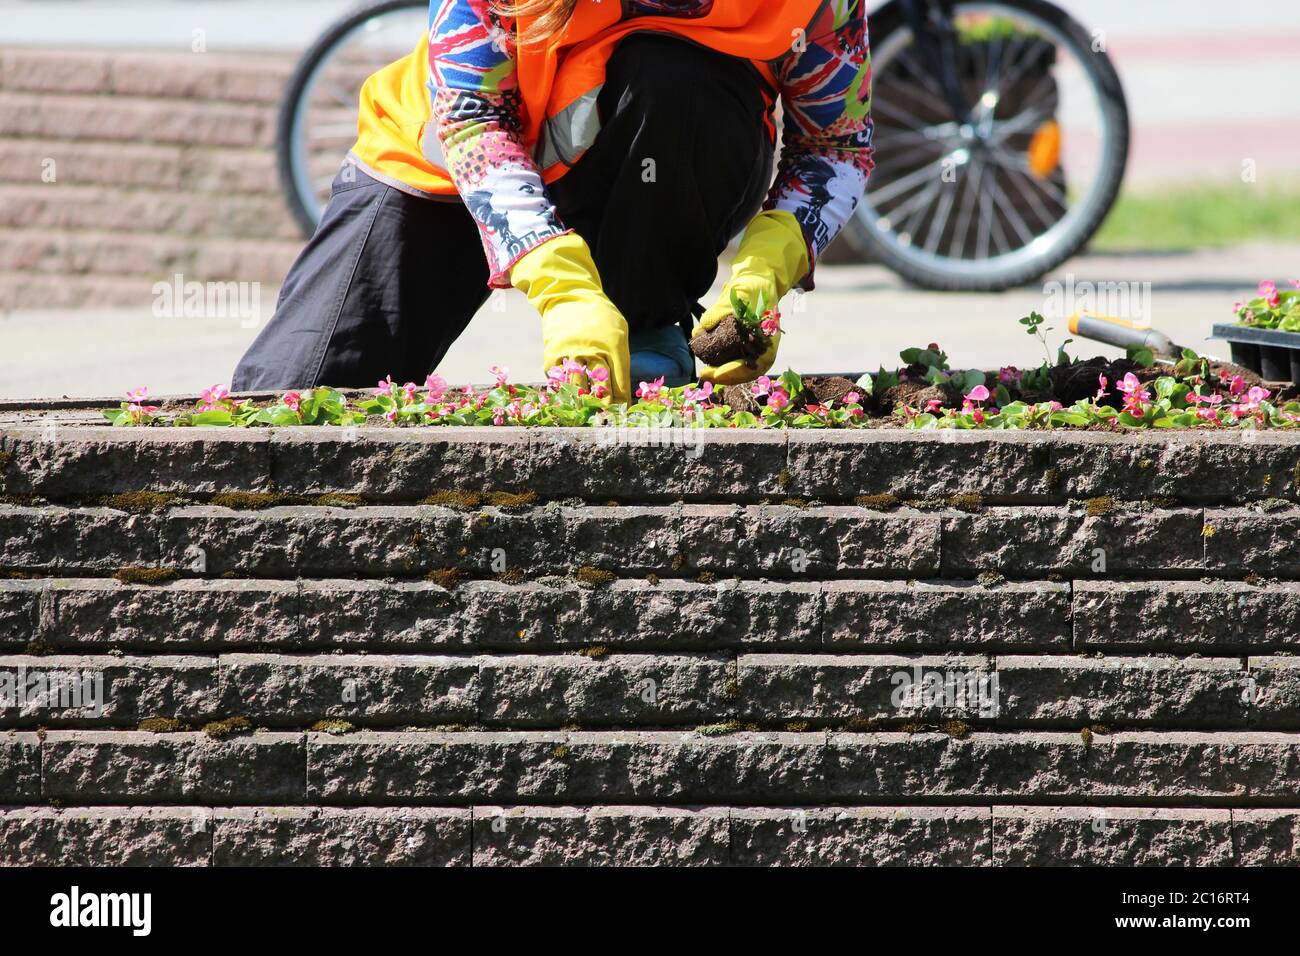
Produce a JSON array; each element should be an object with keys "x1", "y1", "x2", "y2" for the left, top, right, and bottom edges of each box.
[{"x1": 107, "y1": 313, "x2": 1300, "y2": 433}]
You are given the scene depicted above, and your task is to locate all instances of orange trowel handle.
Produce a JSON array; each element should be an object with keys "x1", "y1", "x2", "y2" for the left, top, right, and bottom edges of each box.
[{"x1": 1067, "y1": 313, "x2": 1178, "y2": 358}]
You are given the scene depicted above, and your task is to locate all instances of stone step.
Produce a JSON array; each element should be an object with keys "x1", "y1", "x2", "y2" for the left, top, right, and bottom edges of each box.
[
  {"x1": 4, "y1": 426, "x2": 1299, "y2": 505},
  {"x1": 3, "y1": 577, "x2": 1068, "y2": 653},
  {"x1": 5, "y1": 804, "x2": 1295, "y2": 866},
  {"x1": 2, "y1": 500, "x2": 1297, "y2": 579},
  {"x1": 1, "y1": 652, "x2": 1297, "y2": 730},
  {"x1": 7, "y1": 577, "x2": 1300, "y2": 654},
  {"x1": 10, "y1": 730, "x2": 1300, "y2": 807}
]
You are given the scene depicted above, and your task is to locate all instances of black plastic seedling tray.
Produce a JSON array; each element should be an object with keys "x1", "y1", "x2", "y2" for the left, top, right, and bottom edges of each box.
[{"x1": 1212, "y1": 324, "x2": 1300, "y2": 386}]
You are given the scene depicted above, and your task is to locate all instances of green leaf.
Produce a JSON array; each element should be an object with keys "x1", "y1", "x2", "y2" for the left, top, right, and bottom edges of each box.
[
  {"x1": 190, "y1": 410, "x2": 235, "y2": 427},
  {"x1": 1127, "y1": 345, "x2": 1156, "y2": 367}
]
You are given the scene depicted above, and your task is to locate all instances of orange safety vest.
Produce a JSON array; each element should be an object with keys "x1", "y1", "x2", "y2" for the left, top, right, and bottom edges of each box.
[{"x1": 352, "y1": 0, "x2": 822, "y2": 197}]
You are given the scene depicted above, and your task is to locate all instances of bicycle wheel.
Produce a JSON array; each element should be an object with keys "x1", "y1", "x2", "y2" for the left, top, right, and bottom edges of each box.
[
  {"x1": 844, "y1": 0, "x2": 1131, "y2": 290},
  {"x1": 277, "y1": 0, "x2": 427, "y2": 237}
]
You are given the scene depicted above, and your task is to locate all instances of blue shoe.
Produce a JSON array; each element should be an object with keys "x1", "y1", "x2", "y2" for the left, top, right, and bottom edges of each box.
[{"x1": 629, "y1": 324, "x2": 695, "y2": 388}]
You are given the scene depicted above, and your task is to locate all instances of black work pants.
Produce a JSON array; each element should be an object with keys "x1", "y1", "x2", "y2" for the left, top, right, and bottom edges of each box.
[{"x1": 233, "y1": 33, "x2": 773, "y2": 390}]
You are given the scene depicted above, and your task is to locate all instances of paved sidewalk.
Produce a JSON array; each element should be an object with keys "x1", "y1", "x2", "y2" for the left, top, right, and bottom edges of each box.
[{"x1": 3, "y1": 243, "x2": 1294, "y2": 400}]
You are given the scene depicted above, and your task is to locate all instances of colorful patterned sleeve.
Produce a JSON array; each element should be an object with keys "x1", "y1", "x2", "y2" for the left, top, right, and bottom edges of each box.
[
  {"x1": 767, "y1": 0, "x2": 875, "y2": 288},
  {"x1": 427, "y1": 0, "x2": 569, "y2": 287}
]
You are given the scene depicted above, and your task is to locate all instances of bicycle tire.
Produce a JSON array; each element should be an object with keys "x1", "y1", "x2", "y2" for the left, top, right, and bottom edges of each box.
[
  {"x1": 843, "y1": 0, "x2": 1131, "y2": 291},
  {"x1": 276, "y1": 0, "x2": 426, "y2": 237}
]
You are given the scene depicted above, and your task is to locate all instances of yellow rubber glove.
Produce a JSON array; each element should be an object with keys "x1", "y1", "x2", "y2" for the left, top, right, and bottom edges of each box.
[
  {"x1": 510, "y1": 233, "x2": 631, "y2": 405},
  {"x1": 694, "y1": 210, "x2": 810, "y2": 386}
]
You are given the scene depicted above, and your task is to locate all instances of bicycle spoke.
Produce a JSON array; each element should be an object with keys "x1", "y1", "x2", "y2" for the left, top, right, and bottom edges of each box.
[
  {"x1": 985, "y1": 148, "x2": 1069, "y2": 209},
  {"x1": 985, "y1": 172, "x2": 1036, "y2": 247},
  {"x1": 921, "y1": 175, "x2": 959, "y2": 255},
  {"x1": 867, "y1": 157, "x2": 948, "y2": 207},
  {"x1": 898, "y1": 177, "x2": 945, "y2": 240},
  {"x1": 949, "y1": 158, "x2": 983, "y2": 259},
  {"x1": 872, "y1": 98, "x2": 946, "y2": 134}
]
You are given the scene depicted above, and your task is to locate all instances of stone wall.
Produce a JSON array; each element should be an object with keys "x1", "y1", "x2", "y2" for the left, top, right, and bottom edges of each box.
[
  {"x1": 1, "y1": 420, "x2": 1299, "y2": 865},
  {"x1": 0, "y1": 49, "x2": 302, "y2": 310}
]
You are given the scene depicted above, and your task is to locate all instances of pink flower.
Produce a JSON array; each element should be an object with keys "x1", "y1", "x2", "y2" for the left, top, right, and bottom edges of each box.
[
  {"x1": 1116, "y1": 372, "x2": 1151, "y2": 413},
  {"x1": 489, "y1": 365, "x2": 510, "y2": 388},
  {"x1": 282, "y1": 391, "x2": 302, "y2": 412},
  {"x1": 492, "y1": 409, "x2": 506, "y2": 426},
  {"x1": 925, "y1": 398, "x2": 944, "y2": 414},
  {"x1": 384, "y1": 409, "x2": 397, "y2": 423},
  {"x1": 964, "y1": 384, "x2": 990, "y2": 404},
  {"x1": 1291, "y1": 280, "x2": 1300, "y2": 289},
  {"x1": 636, "y1": 377, "x2": 667, "y2": 401},
  {"x1": 126, "y1": 386, "x2": 151, "y2": 403},
  {"x1": 1187, "y1": 392, "x2": 1223, "y2": 406},
  {"x1": 767, "y1": 387, "x2": 791, "y2": 413},
  {"x1": 1228, "y1": 375, "x2": 1247, "y2": 397},
  {"x1": 998, "y1": 366, "x2": 1020, "y2": 387},
  {"x1": 588, "y1": 366, "x2": 609, "y2": 383},
  {"x1": 843, "y1": 391, "x2": 861, "y2": 406},
  {"x1": 545, "y1": 365, "x2": 568, "y2": 387},
  {"x1": 751, "y1": 376, "x2": 773, "y2": 398},
  {"x1": 1095, "y1": 374, "x2": 1110, "y2": 402},
  {"x1": 971, "y1": 408, "x2": 984, "y2": 425},
  {"x1": 683, "y1": 381, "x2": 714, "y2": 404},
  {"x1": 1260, "y1": 281, "x2": 1281, "y2": 309},
  {"x1": 199, "y1": 384, "x2": 230, "y2": 410},
  {"x1": 402, "y1": 381, "x2": 419, "y2": 402},
  {"x1": 376, "y1": 375, "x2": 396, "y2": 396},
  {"x1": 1247, "y1": 385, "x2": 1272, "y2": 405},
  {"x1": 424, "y1": 373, "x2": 448, "y2": 403},
  {"x1": 760, "y1": 312, "x2": 781, "y2": 336}
]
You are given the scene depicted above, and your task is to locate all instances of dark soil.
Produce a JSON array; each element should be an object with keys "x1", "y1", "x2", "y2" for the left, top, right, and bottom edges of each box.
[
  {"x1": 879, "y1": 381, "x2": 954, "y2": 416},
  {"x1": 719, "y1": 376, "x2": 859, "y2": 415},
  {"x1": 691, "y1": 316, "x2": 768, "y2": 368}
]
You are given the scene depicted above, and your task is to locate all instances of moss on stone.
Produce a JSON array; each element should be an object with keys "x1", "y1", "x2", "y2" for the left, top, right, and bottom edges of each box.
[
  {"x1": 695, "y1": 571, "x2": 716, "y2": 584},
  {"x1": 844, "y1": 717, "x2": 878, "y2": 732},
  {"x1": 575, "y1": 566, "x2": 615, "y2": 588},
  {"x1": 578, "y1": 645, "x2": 609, "y2": 659},
  {"x1": 313, "y1": 493, "x2": 362, "y2": 508},
  {"x1": 1043, "y1": 467, "x2": 1062, "y2": 491},
  {"x1": 98, "y1": 491, "x2": 180, "y2": 513},
  {"x1": 209, "y1": 491, "x2": 291, "y2": 510},
  {"x1": 419, "y1": 489, "x2": 482, "y2": 509},
  {"x1": 496, "y1": 568, "x2": 526, "y2": 584},
  {"x1": 310, "y1": 719, "x2": 355, "y2": 735},
  {"x1": 948, "y1": 492, "x2": 984, "y2": 513},
  {"x1": 202, "y1": 716, "x2": 252, "y2": 739},
  {"x1": 1084, "y1": 495, "x2": 1116, "y2": 517},
  {"x1": 426, "y1": 568, "x2": 462, "y2": 590},
  {"x1": 114, "y1": 567, "x2": 179, "y2": 585},
  {"x1": 854, "y1": 493, "x2": 900, "y2": 510},
  {"x1": 784, "y1": 720, "x2": 810, "y2": 732},
  {"x1": 487, "y1": 490, "x2": 538, "y2": 510},
  {"x1": 940, "y1": 720, "x2": 970, "y2": 738},
  {"x1": 550, "y1": 744, "x2": 570, "y2": 758},
  {"x1": 645, "y1": 573, "x2": 660, "y2": 586},
  {"x1": 23, "y1": 640, "x2": 52, "y2": 656},
  {"x1": 1079, "y1": 726, "x2": 1094, "y2": 747},
  {"x1": 977, "y1": 570, "x2": 1005, "y2": 587},
  {"x1": 1256, "y1": 498, "x2": 1290, "y2": 513},
  {"x1": 777, "y1": 468, "x2": 792, "y2": 490},
  {"x1": 695, "y1": 720, "x2": 743, "y2": 737},
  {"x1": 138, "y1": 717, "x2": 188, "y2": 733},
  {"x1": 780, "y1": 497, "x2": 808, "y2": 509}
]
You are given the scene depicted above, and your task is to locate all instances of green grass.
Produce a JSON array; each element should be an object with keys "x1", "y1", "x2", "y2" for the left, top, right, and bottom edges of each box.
[{"x1": 1093, "y1": 182, "x2": 1300, "y2": 252}]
